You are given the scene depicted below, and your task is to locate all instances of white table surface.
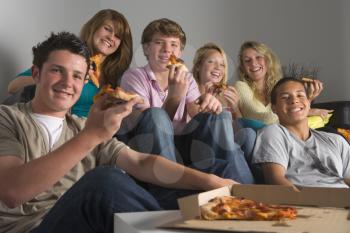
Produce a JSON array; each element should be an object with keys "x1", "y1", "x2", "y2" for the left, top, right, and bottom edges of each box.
[{"x1": 114, "y1": 210, "x2": 213, "y2": 233}]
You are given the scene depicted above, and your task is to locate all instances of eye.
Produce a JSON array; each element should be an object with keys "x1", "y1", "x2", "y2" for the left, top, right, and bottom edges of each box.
[
  {"x1": 243, "y1": 58, "x2": 251, "y2": 63},
  {"x1": 280, "y1": 95, "x2": 289, "y2": 100},
  {"x1": 153, "y1": 40, "x2": 162, "y2": 45},
  {"x1": 171, "y1": 43, "x2": 179, "y2": 48},
  {"x1": 220, "y1": 63, "x2": 225, "y2": 67},
  {"x1": 73, "y1": 74, "x2": 83, "y2": 80},
  {"x1": 104, "y1": 25, "x2": 112, "y2": 32},
  {"x1": 51, "y1": 67, "x2": 62, "y2": 73}
]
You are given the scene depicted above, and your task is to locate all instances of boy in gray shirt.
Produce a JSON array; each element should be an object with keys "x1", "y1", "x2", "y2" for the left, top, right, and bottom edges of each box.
[{"x1": 252, "y1": 77, "x2": 350, "y2": 189}]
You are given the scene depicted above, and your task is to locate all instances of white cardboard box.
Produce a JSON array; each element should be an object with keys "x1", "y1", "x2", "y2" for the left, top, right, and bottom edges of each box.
[{"x1": 161, "y1": 185, "x2": 350, "y2": 233}]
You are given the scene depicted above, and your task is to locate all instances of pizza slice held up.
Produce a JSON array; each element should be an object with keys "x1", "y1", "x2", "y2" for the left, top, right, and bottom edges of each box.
[
  {"x1": 200, "y1": 196, "x2": 297, "y2": 221},
  {"x1": 166, "y1": 54, "x2": 187, "y2": 71},
  {"x1": 94, "y1": 85, "x2": 144, "y2": 109}
]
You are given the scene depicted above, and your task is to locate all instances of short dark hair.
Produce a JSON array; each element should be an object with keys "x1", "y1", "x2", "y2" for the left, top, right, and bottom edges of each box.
[
  {"x1": 32, "y1": 32, "x2": 91, "y2": 74},
  {"x1": 270, "y1": 77, "x2": 307, "y2": 104}
]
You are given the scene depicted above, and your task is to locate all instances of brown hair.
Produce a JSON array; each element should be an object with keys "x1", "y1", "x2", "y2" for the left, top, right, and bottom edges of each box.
[
  {"x1": 80, "y1": 9, "x2": 133, "y2": 86},
  {"x1": 141, "y1": 18, "x2": 186, "y2": 51}
]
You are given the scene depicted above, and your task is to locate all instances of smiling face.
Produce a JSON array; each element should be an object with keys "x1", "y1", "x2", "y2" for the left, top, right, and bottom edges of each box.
[
  {"x1": 241, "y1": 48, "x2": 267, "y2": 84},
  {"x1": 92, "y1": 20, "x2": 121, "y2": 57},
  {"x1": 198, "y1": 50, "x2": 226, "y2": 85},
  {"x1": 32, "y1": 50, "x2": 88, "y2": 117},
  {"x1": 143, "y1": 33, "x2": 182, "y2": 72},
  {"x1": 272, "y1": 81, "x2": 310, "y2": 127}
]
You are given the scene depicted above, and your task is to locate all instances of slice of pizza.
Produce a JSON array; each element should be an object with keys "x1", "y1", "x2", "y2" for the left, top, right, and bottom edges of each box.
[
  {"x1": 89, "y1": 54, "x2": 103, "y2": 88},
  {"x1": 200, "y1": 196, "x2": 297, "y2": 221},
  {"x1": 94, "y1": 85, "x2": 144, "y2": 109},
  {"x1": 166, "y1": 54, "x2": 187, "y2": 71}
]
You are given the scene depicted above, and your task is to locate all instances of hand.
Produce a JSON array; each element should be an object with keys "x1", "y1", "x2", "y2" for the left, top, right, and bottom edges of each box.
[
  {"x1": 308, "y1": 108, "x2": 334, "y2": 119},
  {"x1": 167, "y1": 64, "x2": 189, "y2": 102},
  {"x1": 306, "y1": 79, "x2": 323, "y2": 101},
  {"x1": 208, "y1": 174, "x2": 239, "y2": 190},
  {"x1": 196, "y1": 93, "x2": 222, "y2": 114},
  {"x1": 222, "y1": 86, "x2": 240, "y2": 110},
  {"x1": 84, "y1": 95, "x2": 140, "y2": 142}
]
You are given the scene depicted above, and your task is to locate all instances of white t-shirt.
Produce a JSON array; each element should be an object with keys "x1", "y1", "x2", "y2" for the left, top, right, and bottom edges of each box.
[{"x1": 31, "y1": 113, "x2": 64, "y2": 150}]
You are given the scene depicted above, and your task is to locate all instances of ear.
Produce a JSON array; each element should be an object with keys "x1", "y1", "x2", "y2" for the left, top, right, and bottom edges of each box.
[
  {"x1": 31, "y1": 65, "x2": 40, "y2": 83},
  {"x1": 271, "y1": 104, "x2": 276, "y2": 113},
  {"x1": 142, "y1": 43, "x2": 149, "y2": 57}
]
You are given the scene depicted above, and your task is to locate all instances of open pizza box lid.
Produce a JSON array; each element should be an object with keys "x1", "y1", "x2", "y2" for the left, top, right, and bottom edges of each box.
[{"x1": 160, "y1": 184, "x2": 350, "y2": 233}]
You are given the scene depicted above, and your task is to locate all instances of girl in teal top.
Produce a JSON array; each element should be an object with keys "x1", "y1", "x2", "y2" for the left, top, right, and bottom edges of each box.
[{"x1": 7, "y1": 9, "x2": 133, "y2": 117}]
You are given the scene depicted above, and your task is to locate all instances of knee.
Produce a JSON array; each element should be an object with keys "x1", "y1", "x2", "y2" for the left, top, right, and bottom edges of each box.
[
  {"x1": 142, "y1": 108, "x2": 169, "y2": 121},
  {"x1": 194, "y1": 111, "x2": 232, "y2": 123},
  {"x1": 236, "y1": 128, "x2": 256, "y2": 144},
  {"x1": 140, "y1": 108, "x2": 172, "y2": 126}
]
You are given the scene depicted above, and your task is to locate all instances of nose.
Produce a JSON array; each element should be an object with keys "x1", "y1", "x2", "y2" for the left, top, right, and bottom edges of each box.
[
  {"x1": 163, "y1": 42, "x2": 172, "y2": 53},
  {"x1": 214, "y1": 61, "x2": 220, "y2": 69},
  {"x1": 61, "y1": 72, "x2": 74, "y2": 87},
  {"x1": 289, "y1": 95, "x2": 299, "y2": 104}
]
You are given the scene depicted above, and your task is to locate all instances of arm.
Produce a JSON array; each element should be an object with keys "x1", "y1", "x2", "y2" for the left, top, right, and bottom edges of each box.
[
  {"x1": 7, "y1": 76, "x2": 35, "y2": 94},
  {"x1": 163, "y1": 65, "x2": 190, "y2": 120},
  {"x1": 187, "y1": 93, "x2": 222, "y2": 118},
  {"x1": 222, "y1": 85, "x2": 242, "y2": 119},
  {"x1": 116, "y1": 147, "x2": 236, "y2": 190},
  {"x1": 0, "y1": 96, "x2": 138, "y2": 208},
  {"x1": 0, "y1": 130, "x2": 102, "y2": 208},
  {"x1": 308, "y1": 108, "x2": 333, "y2": 119},
  {"x1": 261, "y1": 163, "x2": 298, "y2": 190}
]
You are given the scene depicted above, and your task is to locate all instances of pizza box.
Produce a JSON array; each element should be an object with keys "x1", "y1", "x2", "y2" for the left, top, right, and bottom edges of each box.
[{"x1": 160, "y1": 184, "x2": 350, "y2": 233}]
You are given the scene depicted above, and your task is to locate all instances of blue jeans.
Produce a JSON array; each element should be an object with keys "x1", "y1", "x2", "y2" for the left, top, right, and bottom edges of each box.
[
  {"x1": 31, "y1": 167, "x2": 162, "y2": 233},
  {"x1": 116, "y1": 108, "x2": 254, "y2": 184}
]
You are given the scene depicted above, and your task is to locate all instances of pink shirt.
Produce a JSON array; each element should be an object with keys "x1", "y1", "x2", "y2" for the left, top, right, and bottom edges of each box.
[{"x1": 121, "y1": 64, "x2": 200, "y2": 133}]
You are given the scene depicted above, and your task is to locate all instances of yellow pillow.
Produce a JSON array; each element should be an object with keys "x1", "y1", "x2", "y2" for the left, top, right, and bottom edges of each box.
[{"x1": 308, "y1": 114, "x2": 332, "y2": 129}]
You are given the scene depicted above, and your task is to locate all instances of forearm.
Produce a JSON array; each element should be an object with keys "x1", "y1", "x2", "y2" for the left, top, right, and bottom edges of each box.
[
  {"x1": 162, "y1": 97, "x2": 181, "y2": 120},
  {"x1": 127, "y1": 154, "x2": 229, "y2": 190},
  {"x1": 7, "y1": 76, "x2": 35, "y2": 94},
  {"x1": 0, "y1": 130, "x2": 101, "y2": 207}
]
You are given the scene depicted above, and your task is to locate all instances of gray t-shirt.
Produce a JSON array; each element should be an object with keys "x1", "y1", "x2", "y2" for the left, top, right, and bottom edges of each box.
[
  {"x1": 0, "y1": 103, "x2": 126, "y2": 233},
  {"x1": 252, "y1": 124, "x2": 350, "y2": 188}
]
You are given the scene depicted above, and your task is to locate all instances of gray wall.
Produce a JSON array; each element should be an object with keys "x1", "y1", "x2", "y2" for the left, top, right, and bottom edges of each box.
[{"x1": 0, "y1": 0, "x2": 348, "y2": 102}]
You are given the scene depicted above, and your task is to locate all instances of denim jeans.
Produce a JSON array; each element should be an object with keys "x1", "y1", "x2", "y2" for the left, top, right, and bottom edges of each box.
[
  {"x1": 116, "y1": 108, "x2": 255, "y2": 185},
  {"x1": 30, "y1": 167, "x2": 162, "y2": 233}
]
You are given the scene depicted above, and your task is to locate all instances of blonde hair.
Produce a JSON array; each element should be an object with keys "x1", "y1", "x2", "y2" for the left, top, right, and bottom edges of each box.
[
  {"x1": 237, "y1": 41, "x2": 282, "y2": 101},
  {"x1": 80, "y1": 9, "x2": 133, "y2": 87},
  {"x1": 192, "y1": 43, "x2": 228, "y2": 86}
]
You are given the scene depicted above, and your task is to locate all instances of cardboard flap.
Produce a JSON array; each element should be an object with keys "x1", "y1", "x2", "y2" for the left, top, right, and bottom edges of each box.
[
  {"x1": 231, "y1": 185, "x2": 350, "y2": 208},
  {"x1": 295, "y1": 186, "x2": 350, "y2": 208},
  {"x1": 178, "y1": 186, "x2": 231, "y2": 220},
  {"x1": 231, "y1": 184, "x2": 297, "y2": 205}
]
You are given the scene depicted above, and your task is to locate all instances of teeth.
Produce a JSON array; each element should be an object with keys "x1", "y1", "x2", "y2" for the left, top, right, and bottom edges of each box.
[
  {"x1": 250, "y1": 67, "x2": 261, "y2": 72},
  {"x1": 290, "y1": 108, "x2": 301, "y2": 113},
  {"x1": 211, "y1": 72, "x2": 220, "y2": 77}
]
